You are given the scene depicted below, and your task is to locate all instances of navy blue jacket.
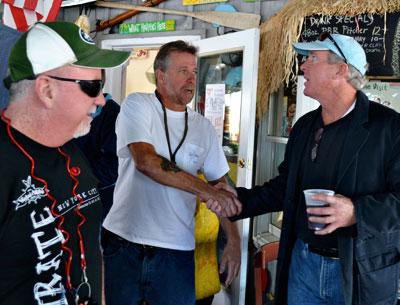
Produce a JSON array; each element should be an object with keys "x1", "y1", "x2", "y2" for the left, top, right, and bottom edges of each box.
[
  {"x1": 0, "y1": 25, "x2": 20, "y2": 109},
  {"x1": 74, "y1": 95, "x2": 120, "y2": 219}
]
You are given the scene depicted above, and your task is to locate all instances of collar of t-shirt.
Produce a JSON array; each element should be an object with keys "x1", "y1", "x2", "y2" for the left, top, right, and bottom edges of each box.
[{"x1": 341, "y1": 100, "x2": 356, "y2": 118}]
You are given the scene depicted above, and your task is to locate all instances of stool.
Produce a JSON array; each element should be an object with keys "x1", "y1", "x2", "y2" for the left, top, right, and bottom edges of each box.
[{"x1": 254, "y1": 241, "x2": 279, "y2": 305}]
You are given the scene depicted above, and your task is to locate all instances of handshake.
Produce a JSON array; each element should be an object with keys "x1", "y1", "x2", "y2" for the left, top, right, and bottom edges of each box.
[{"x1": 202, "y1": 182, "x2": 242, "y2": 217}]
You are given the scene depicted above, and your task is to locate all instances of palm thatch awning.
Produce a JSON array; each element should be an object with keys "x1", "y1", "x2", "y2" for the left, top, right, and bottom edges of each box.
[{"x1": 256, "y1": 0, "x2": 400, "y2": 122}]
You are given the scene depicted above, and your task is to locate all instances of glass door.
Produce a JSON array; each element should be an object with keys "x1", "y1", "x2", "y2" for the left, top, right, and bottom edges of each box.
[
  {"x1": 192, "y1": 28, "x2": 260, "y2": 305},
  {"x1": 195, "y1": 52, "x2": 243, "y2": 185}
]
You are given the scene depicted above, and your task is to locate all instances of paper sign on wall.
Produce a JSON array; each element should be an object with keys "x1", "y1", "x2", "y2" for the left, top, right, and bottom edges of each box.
[
  {"x1": 205, "y1": 84, "x2": 226, "y2": 145},
  {"x1": 363, "y1": 81, "x2": 400, "y2": 113},
  {"x1": 183, "y1": 0, "x2": 226, "y2": 5}
]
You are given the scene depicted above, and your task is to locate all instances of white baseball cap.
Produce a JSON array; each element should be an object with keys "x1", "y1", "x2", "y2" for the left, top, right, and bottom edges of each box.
[{"x1": 293, "y1": 33, "x2": 368, "y2": 76}]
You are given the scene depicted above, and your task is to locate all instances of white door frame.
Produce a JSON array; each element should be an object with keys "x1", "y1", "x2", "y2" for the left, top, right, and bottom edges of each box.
[{"x1": 193, "y1": 28, "x2": 260, "y2": 305}]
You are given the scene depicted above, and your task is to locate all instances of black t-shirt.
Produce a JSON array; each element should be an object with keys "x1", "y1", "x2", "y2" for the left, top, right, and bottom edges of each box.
[
  {"x1": 0, "y1": 120, "x2": 102, "y2": 305},
  {"x1": 296, "y1": 110, "x2": 354, "y2": 249}
]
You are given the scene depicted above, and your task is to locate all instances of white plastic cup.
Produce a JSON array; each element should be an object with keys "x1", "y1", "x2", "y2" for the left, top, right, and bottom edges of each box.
[{"x1": 303, "y1": 189, "x2": 335, "y2": 231}]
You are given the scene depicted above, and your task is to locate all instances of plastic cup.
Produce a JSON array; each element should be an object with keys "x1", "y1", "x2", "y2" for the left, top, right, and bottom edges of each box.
[{"x1": 303, "y1": 189, "x2": 335, "y2": 231}]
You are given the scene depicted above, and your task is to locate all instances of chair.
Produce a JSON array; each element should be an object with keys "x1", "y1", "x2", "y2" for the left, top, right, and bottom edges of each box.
[{"x1": 254, "y1": 241, "x2": 279, "y2": 305}]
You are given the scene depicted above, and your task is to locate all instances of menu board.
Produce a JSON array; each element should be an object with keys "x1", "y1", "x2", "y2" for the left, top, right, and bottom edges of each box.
[{"x1": 299, "y1": 13, "x2": 400, "y2": 77}]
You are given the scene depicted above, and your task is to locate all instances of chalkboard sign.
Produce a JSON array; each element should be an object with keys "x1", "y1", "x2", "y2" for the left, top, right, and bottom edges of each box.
[{"x1": 299, "y1": 13, "x2": 400, "y2": 77}]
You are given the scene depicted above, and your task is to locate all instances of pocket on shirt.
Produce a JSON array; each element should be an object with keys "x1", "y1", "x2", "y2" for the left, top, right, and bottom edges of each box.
[{"x1": 183, "y1": 143, "x2": 205, "y2": 173}]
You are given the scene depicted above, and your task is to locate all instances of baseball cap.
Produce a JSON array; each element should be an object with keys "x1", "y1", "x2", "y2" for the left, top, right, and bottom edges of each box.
[
  {"x1": 293, "y1": 33, "x2": 367, "y2": 76},
  {"x1": 4, "y1": 21, "x2": 130, "y2": 88}
]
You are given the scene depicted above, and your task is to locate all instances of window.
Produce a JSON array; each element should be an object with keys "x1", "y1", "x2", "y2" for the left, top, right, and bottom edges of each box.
[{"x1": 252, "y1": 82, "x2": 297, "y2": 247}]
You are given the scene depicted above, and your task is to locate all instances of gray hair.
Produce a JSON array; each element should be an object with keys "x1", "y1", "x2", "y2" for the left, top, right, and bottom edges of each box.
[
  {"x1": 9, "y1": 79, "x2": 35, "y2": 103},
  {"x1": 153, "y1": 40, "x2": 197, "y2": 72},
  {"x1": 328, "y1": 52, "x2": 367, "y2": 90}
]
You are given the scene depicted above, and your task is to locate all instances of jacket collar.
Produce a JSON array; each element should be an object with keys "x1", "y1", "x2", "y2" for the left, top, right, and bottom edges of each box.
[{"x1": 335, "y1": 90, "x2": 370, "y2": 188}]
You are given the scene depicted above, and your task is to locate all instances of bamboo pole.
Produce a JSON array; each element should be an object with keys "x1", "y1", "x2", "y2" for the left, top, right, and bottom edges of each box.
[
  {"x1": 95, "y1": 0, "x2": 167, "y2": 32},
  {"x1": 95, "y1": 1, "x2": 260, "y2": 30}
]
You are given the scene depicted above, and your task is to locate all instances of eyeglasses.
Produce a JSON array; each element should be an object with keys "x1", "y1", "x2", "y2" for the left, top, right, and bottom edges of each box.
[
  {"x1": 311, "y1": 127, "x2": 324, "y2": 162},
  {"x1": 46, "y1": 75, "x2": 104, "y2": 98},
  {"x1": 319, "y1": 32, "x2": 348, "y2": 64}
]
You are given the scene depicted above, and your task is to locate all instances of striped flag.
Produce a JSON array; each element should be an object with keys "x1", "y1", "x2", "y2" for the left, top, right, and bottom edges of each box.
[{"x1": 2, "y1": 0, "x2": 62, "y2": 32}]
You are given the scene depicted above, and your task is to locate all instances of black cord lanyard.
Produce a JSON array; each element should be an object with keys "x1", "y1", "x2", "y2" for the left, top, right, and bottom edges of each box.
[{"x1": 155, "y1": 91, "x2": 188, "y2": 164}]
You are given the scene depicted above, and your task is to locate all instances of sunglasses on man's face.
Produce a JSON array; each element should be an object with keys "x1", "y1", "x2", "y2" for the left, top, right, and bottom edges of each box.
[
  {"x1": 46, "y1": 75, "x2": 104, "y2": 98},
  {"x1": 318, "y1": 32, "x2": 348, "y2": 64}
]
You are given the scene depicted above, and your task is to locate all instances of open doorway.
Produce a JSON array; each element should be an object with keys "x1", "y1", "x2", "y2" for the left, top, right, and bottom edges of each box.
[{"x1": 125, "y1": 48, "x2": 158, "y2": 96}]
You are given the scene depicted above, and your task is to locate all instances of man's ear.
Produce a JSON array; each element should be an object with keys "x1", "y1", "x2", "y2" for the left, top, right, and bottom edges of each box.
[
  {"x1": 336, "y1": 62, "x2": 349, "y2": 79},
  {"x1": 35, "y1": 75, "x2": 54, "y2": 109},
  {"x1": 155, "y1": 69, "x2": 165, "y2": 84}
]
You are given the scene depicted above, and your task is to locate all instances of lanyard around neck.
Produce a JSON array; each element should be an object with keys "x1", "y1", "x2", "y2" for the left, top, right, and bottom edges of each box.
[{"x1": 155, "y1": 91, "x2": 188, "y2": 164}]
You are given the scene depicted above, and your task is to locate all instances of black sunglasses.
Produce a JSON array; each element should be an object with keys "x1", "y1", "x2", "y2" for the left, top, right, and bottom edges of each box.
[
  {"x1": 46, "y1": 75, "x2": 104, "y2": 98},
  {"x1": 319, "y1": 32, "x2": 348, "y2": 64},
  {"x1": 311, "y1": 127, "x2": 324, "y2": 162}
]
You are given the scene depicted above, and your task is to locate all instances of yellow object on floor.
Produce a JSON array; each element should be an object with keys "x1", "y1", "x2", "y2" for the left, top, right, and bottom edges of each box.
[{"x1": 194, "y1": 200, "x2": 221, "y2": 300}]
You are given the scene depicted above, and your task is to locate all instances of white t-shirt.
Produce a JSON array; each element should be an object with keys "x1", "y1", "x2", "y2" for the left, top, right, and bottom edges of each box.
[{"x1": 103, "y1": 92, "x2": 229, "y2": 250}]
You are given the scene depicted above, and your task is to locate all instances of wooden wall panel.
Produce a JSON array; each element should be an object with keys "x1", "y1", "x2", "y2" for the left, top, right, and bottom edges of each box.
[{"x1": 59, "y1": 0, "x2": 288, "y2": 38}]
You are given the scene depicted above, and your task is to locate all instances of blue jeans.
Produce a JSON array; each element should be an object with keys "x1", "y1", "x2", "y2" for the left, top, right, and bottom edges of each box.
[
  {"x1": 288, "y1": 239, "x2": 346, "y2": 305},
  {"x1": 102, "y1": 231, "x2": 195, "y2": 305}
]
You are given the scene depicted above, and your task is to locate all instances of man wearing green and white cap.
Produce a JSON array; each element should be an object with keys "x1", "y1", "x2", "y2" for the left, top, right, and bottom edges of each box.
[
  {"x1": 219, "y1": 33, "x2": 400, "y2": 305},
  {"x1": 0, "y1": 21, "x2": 129, "y2": 305}
]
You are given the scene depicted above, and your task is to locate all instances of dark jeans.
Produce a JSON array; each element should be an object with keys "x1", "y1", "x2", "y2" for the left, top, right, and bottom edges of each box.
[
  {"x1": 288, "y1": 239, "x2": 345, "y2": 305},
  {"x1": 102, "y1": 230, "x2": 195, "y2": 305}
]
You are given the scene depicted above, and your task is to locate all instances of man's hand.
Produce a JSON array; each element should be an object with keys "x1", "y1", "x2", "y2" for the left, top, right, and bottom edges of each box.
[
  {"x1": 213, "y1": 182, "x2": 238, "y2": 196},
  {"x1": 307, "y1": 194, "x2": 356, "y2": 235},
  {"x1": 204, "y1": 183, "x2": 241, "y2": 217},
  {"x1": 219, "y1": 236, "x2": 241, "y2": 287}
]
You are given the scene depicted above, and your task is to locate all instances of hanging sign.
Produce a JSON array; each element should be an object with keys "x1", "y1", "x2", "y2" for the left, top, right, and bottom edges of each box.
[
  {"x1": 205, "y1": 84, "x2": 226, "y2": 145},
  {"x1": 183, "y1": 0, "x2": 226, "y2": 6},
  {"x1": 119, "y1": 19, "x2": 175, "y2": 34}
]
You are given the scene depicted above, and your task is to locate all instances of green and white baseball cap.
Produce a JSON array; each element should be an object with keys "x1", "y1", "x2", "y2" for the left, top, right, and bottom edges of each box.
[{"x1": 4, "y1": 21, "x2": 130, "y2": 88}]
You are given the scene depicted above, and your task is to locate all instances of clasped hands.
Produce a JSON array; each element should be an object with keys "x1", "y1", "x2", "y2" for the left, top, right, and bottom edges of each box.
[{"x1": 205, "y1": 183, "x2": 242, "y2": 217}]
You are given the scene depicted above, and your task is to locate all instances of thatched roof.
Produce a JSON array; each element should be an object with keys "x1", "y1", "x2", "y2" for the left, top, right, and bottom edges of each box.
[{"x1": 256, "y1": 0, "x2": 400, "y2": 121}]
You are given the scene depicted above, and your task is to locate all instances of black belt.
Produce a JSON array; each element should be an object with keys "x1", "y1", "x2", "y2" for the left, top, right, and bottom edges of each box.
[
  {"x1": 308, "y1": 245, "x2": 339, "y2": 259},
  {"x1": 103, "y1": 229, "x2": 155, "y2": 250}
]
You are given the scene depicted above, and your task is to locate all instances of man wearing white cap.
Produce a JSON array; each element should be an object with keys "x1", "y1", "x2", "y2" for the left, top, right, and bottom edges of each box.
[
  {"x1": 217, "y1": 33, "x2": 400, "y2": 305},
  {"x1": 0, "y1": 21, "x2": 129, "y2": 305}
]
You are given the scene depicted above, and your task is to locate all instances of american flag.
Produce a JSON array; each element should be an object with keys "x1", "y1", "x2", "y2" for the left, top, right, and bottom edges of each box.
[{"x1": 2, "y1": 0, "x2": 62, "y2": 32}]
